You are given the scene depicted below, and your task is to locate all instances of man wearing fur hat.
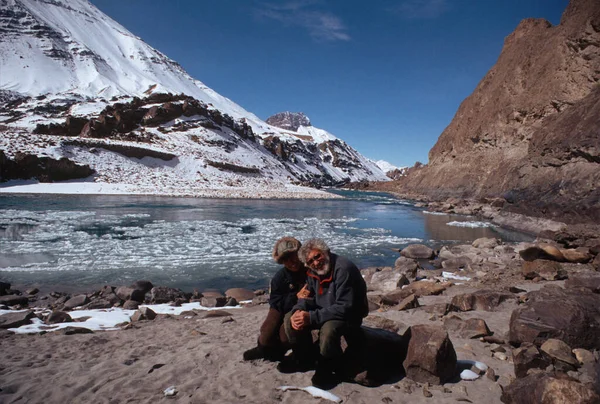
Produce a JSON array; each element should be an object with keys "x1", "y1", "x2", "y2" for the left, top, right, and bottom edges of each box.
[
  {"x1": 281, "y1": 238, "x2": 368, "y2": 388},
  {"x1": 243, "y1": 236, "x2": 308, "y2": 361}
]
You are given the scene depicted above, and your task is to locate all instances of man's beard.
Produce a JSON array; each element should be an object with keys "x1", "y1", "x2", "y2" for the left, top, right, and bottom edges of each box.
[{"x1": 313, "y1": 256, "x2": 331, "y2": 276}]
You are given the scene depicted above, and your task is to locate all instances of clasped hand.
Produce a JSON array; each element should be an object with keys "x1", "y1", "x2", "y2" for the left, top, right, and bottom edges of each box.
[{"x1": 291, "y1": 310, "x2": 309, "y2": 330}]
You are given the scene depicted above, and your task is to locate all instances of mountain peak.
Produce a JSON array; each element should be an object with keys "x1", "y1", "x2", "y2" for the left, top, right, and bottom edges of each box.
[{"x1": 266, "y1": 112, "x2": 311, "y2": 132}]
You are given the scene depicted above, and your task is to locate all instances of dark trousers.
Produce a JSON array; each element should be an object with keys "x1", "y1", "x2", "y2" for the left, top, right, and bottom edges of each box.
[
  {"x1": 258, "y1": 308, "x2": 288, "y2": 348},
  {"x1": 283, "y1": 311, "x2": 361, "y2": 359}
]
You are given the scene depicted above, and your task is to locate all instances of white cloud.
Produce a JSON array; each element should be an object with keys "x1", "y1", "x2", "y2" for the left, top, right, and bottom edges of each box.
[{"x1": 256, "y1": 1, "x2": 350, "y2": 42}]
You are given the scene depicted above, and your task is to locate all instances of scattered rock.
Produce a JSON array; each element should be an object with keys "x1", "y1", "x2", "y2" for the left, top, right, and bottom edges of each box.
[
  {"x1": 512, "y1": 343, "x2": 551, "y2": 378},
  {"x1": 0, "y1": 295, "x2": 28, "y2": 306},
  {"x1": 403, "y1": 324, "x2": 457, "y2": 385},
  {"x1": 443, "y1": 315, "x2": 492, "y2": 339},
  {"x1": 202, "y1": 310, "x2": 233, "y2": 318},
  {"x1": 122, "y1": 300, "x2": 140, "y2": 310},
  {"x1": 540, "y1": 339, "x2": 579, "y2": 367},
  {"x1": 130, "y1": 280, "x2": 154, "y2": 294},
  {"x1": 501, "y1": 372, "x2": 599, "y2": 404},
  {"x1": 521, "y1": 259, "x2": 566, "y2": 280},
  {"x1": 150, "y1": 286, "x2": 187, "y2": 304},
  {"x1": 369, "y1": 271, "x2": 409, "y2": 292},
  {"x1": 401, "y1": 244, "x2": 435, "y2": 260},
  {"x1": 26, "y1": 288, "x2": 39, "y2": 295},
  {"x1": 394, "y1": 257, "x2": 419, "y2": 278},
  {"x1": 561, "y1": 248, "x2": 592, "y2": 263},
  {"x1": 200, "y1": 297, "x2": 226, "y2": 308},
  {"x1": 396, "y1": 294, "x2": 420, "y2": 311},
  {"x1": 61, "y1": 327, "x2": 94, "y2": 335},
  {"x1": 519, "y1": 244, "x2": 565, "y2": 262},
  {"x1": 0, "y1": 310, "x2": 35, "y2": 329},
  {"x1": 224, "y1": 288, "x2": 254, "y2": 302},
  {"x1": 63, "y1": 294, "x2": 89, "y2": 310},
  {"x1": 572, "y1": 348, "x2": 596, "y2": 366},
  {"x1": 493, "y1": 352, "x2": 508, "y2": 361},
  {"x1": 131, "y1": 307, "x2": 156, "y2": 321},
  {"x1": 472, "y1": 238, "x2": 499, "y2": 249},
  {"x1": 451, "y1": 290, "x2": 514, "y2": 312},
  {"x1": 381, "y1": 282, "x2": 446, "y2": 305},
  {"x1": 442, "y1": 256, "x2": 473, "y2": 270},
  {"x1": 45, "y1": 311, "x2": 72, "y2": 324},
  {"x1": 565, "y1": 272, "x2": 600, "y2": 293}
]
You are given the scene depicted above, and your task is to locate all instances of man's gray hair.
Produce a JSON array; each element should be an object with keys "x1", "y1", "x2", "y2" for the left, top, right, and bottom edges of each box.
[{"x1": 298, "y1": 238, "x2": 330, "y2": 264}]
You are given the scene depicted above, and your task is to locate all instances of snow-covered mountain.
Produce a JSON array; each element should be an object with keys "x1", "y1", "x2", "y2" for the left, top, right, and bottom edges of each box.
[
  {"x1": 374, "y1": 160, "x2": 408, "y2": 179},
  {"x1": 0, "y1": 0, "x2": 388, "y2": 195}
]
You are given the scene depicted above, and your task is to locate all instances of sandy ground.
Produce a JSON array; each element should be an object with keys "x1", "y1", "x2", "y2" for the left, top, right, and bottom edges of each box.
[{"x1": 0, "y1": 282, "x2": 530, "y2": 404}]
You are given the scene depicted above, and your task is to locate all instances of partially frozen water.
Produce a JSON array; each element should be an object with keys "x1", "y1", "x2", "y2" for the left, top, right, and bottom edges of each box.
[{"x1": 0, "y1": 191, "x2": 532, "y2": 291}]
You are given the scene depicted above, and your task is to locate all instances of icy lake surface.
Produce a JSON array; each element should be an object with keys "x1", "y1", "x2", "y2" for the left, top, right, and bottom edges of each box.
[{"x1": 0, "y1": 191, "x2": 532, "y2": 291}]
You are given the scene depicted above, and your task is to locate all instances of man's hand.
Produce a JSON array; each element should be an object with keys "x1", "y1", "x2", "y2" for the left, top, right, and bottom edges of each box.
[
  {"x1": 291, "y1": 310, "x2": 310, "y2": 330},
  {"x1": 296, "y1": 285, "x2": 311, "y2": 299}
]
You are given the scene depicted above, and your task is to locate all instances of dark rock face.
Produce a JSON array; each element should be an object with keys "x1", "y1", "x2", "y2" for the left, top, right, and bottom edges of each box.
[
  {"x1": 509, "y1": 285, "x2": 600, "y2": 349},
  {"x1": 501, "y1": 372, "x2": 600, "y2": 404},
  {"x1": 403, "y1": 324, "x2": 457, "y2": 385},
  {"x1": 0, "y1": 151, "x2": 95, "y2": 182},
  {"x1": 380, "y1": 0, "x2": 600, "y2": 223},
  {"x1": 266, "y1": 112, "x2": 311, "y2": 132}
]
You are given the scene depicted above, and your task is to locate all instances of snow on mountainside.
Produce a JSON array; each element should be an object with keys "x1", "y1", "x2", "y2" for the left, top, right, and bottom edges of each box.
[{"x1": 0, "y1": 0, "x2": 388, "y2": 197}]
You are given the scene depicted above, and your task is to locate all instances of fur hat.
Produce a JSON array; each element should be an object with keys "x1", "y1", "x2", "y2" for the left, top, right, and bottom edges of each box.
[{"x1": 272, "y1": 237, "x2": 302, "y2": 263}]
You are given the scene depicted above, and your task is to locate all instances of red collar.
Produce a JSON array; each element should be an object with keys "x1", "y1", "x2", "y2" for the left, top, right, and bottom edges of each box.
[{"x1": 307, "y1": 268, "x2": 334, "y2": 295}]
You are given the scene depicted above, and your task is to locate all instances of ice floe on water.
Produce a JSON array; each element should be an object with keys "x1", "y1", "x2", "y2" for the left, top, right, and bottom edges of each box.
[
  {"x1": 446, "y1": 221, "x2": 493, "y2": 228},
  {"x1": 0, "y1": 207, "x2": 420, "y2": 288},
  {"x1": 423, "y1": 211, "x2": 448, "y2": 216}
]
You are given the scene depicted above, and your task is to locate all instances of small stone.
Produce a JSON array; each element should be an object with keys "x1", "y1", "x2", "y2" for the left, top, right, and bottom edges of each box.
[
  {"x1": 540, "y1": 339, "x2": 578, "y2": 367},
  {"x1": 493, "y1": 352, "x2": 508, "y2": 361},
  {"x1": 486, "y1": 367, "x2": 497, "y2": 381},
  {"x1": 489, "y1": 344, "x2": 506, "y2": 353},
  {"x1": 572, "y1": 348, "x2": 595, "y2": 365},
  {"x1": 26, "y1": 288, "x2": 39, "y2": 295},
  {"x1": 422, "y1": 386, "x2": 433, "y2": 398}
]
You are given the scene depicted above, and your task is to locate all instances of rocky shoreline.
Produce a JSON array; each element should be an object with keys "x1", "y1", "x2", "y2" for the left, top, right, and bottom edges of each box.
[{"x1": 1, "y1": 229, "x2": 599, "y2": 403}]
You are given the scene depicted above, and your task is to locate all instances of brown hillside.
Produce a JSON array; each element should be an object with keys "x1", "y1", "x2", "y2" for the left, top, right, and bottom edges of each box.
[{"x1": 386, "y1": 0, "x2": 600, "y2": 223}]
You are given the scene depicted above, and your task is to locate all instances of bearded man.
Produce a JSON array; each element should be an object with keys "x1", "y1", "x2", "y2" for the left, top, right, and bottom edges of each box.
[{"x1": 281, "y1": 238, "x2": 368, "y2": 388}]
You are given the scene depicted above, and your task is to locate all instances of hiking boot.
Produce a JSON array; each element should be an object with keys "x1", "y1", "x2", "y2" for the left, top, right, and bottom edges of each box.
[
  {"x1": 311, "y1": 367, "x2": 339, "y2": 390},
  {"x1": 276, "y1": 355, "x2": 315, "y2": 373},
  {"x1": 243, "y1": 346, "x2": 265, "y2": 361}
]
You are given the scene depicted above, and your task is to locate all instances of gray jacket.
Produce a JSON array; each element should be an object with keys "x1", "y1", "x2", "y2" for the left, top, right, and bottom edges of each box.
[{"x1": 293, "y1": 253, "x2": 368, "y2": 327}]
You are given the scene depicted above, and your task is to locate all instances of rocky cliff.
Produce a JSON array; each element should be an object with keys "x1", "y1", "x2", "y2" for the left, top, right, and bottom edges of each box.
[{"x1": 383, "y1": 0, "x2": 600, "y2": 223}]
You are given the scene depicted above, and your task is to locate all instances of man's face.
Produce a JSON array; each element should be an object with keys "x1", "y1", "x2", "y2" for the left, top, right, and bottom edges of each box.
[
  {"x1": 306, "y1": 248, "x2": 330, "y2": 276},
  {"x1": 281, "y1": 253, "x2": 303, "y2": 272}
]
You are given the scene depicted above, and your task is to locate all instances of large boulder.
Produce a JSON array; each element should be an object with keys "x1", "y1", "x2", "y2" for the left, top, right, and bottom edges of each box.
[
  {"x1": 131, "y1": 307, "x2": 156, "y2": 322},
  {"x1": 509, "y1": 285, "x2": 600, "y2": 350},
  {"x1": 500, "y1": 372, "x2": 599, "y2": 404},
  {"x1": 451, "y1": 290, "x2": 515, "y2": 312},
  {"x1": 519, "y1": 244, "x2": 565, "y2": 262},
  {"x1": 403, "y1": 324, "x2": 457, "y2": 385},
  {"x1": 401, "y1": 244, "x2": 435, "y2": 259},
  {"x1": 0, "y1": 295, "x2": 28, "y2": 306}
]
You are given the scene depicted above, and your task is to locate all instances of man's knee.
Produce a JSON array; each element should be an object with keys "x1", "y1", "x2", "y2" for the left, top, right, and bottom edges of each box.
[{"x1": 319, "y1": 320, "x2": 346, "y2": 358}]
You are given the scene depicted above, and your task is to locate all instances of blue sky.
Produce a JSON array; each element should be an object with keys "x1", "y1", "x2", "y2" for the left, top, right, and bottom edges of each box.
[{"x1": 90, "y1": 0, "x2": 568, "y2": 168}]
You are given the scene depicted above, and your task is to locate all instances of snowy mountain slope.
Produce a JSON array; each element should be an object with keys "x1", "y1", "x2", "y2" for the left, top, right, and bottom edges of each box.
[{"x1": 0, "y1": 0, "x2": 388, "y2": 193}]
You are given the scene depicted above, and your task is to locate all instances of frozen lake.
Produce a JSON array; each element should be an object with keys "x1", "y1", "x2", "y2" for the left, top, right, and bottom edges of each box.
[{"x1": 0, "y1": 190, "x2": 532, "y2": 292}]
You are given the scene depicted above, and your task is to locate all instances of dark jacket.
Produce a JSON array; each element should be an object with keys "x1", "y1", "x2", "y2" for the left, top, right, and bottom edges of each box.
[
  {"x1": 269, "y1": 266, "x2": 307, "y2": 314},
  {"x1": 293, "y1": 253, "x2": 368, "y2": 327}
]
